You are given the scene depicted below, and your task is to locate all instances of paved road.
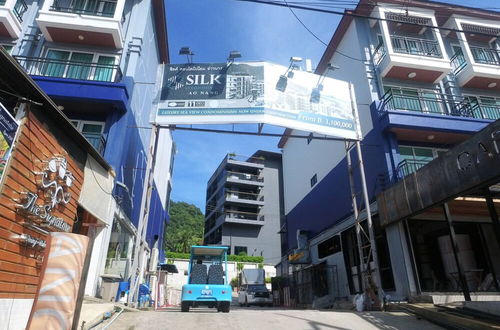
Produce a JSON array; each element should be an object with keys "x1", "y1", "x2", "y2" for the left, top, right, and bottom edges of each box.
[{"x1": 103, "y1": 305, "x2": 444, "y2": 330}]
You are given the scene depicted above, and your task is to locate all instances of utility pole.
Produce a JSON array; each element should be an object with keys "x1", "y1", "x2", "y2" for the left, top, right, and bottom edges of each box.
[
  {"x1": 347, "y1": 83, "x2": 384, "y2": 309},
  {"x1": 128, "y1": 124, "x2": 160, "y2": 306}
]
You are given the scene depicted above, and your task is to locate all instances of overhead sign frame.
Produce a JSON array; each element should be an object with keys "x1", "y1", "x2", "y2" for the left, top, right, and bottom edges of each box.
[{"x1": 155, "y1": 61, "x2": 362, "y2": 141}]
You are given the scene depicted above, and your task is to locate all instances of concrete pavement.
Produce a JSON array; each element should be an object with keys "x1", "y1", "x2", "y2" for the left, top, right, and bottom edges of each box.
[{"x1": 102, "y1": 306, "x2": 445, "y2": 330}]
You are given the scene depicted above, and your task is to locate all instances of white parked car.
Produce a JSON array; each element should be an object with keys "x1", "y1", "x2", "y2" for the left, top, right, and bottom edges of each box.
[{"x1": 238, "y1": 284, "x2": 273, "y2": 307}]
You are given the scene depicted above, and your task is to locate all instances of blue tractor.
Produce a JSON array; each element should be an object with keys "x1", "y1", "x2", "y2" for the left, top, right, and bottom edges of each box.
[{"x1": 181, "y1": 245, "x2": 232, "y2": 313}]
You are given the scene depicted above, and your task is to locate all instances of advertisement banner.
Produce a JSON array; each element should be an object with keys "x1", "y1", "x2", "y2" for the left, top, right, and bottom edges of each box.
[
  {"x1": 27, "y1": 233, "x2": 89, "y2": 330},
  {"x1": 0, "y1": 102, "x2": 18, "y2": 181},
  {"x1": 157, "y1": 62, "x2": 361, "y2": 140}
]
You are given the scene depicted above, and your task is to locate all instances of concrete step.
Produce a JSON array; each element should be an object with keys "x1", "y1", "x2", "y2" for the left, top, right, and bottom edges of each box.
[{"x1": 401, "y1": 303, "x2": 500, "y2": 330}]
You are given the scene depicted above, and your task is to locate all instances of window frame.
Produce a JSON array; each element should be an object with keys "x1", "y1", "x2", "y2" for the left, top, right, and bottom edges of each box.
[{"x1": 42, "y1": 47, "x2": 119, "y2": 81}]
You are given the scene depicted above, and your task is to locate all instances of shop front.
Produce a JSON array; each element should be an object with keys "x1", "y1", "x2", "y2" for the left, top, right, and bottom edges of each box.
[
  {"x1": 378, "y1": 119, "x2": 500, "y2": 302},
  {"x1": 0, "y1": 49, "x2": 113, "y2": 329}
]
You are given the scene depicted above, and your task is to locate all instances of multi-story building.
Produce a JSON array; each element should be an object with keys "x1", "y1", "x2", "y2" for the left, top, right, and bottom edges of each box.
[
  {"x1": 0, "y1": 0, "x2": 174, "y2": 299},
  {"x1": 204, "y1": 151, "x2": 283, "y2": 264},
  {"x1": 279, "y1": 0, "x2": 500, "y2": 305}
]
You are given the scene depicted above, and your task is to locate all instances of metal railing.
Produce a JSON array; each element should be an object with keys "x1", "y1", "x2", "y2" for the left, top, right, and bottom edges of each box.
[
  {"x1": 14, "y1": 56, "x2": 122, "y2": 83},
  {"x1": 373, "y1": 42, "x2": 386, "y2": 64},
  {"x1": 227, "y1": 170, "x2": 263, "y2": 182},
  {"x1": 50, "y1": 0, "x2": 117, "y2": 17},
  {"x1": 227, "y1": 153, "x2": 265, "y2": 164},
  {"x1": 390, "y1": 36, "x2": 442, "y2": 58},
  {"x1": 380, "y1": 87, "x2": 500, "y2": 120},
  {"x1": 396, "y1": 159, "x2": 430, "y2": 180},
  {"x1": 13, "y1": 0, "x2": 27, "y2": 22},
  {"x1": 226, "y1": 210, "x2": 260, "y2": 221},
  {"x1": 450, "y1": 49, "x2": 467, "y2": 75},
  {"x1": 82, "y1": 132, "x2": 106, "y2": 155},
  {"x1": 225, "y1": 190, "x2": 263, "y2": 201},
  {"x1": 470, "y1": 46, "x2": 500, "y2": 66}
]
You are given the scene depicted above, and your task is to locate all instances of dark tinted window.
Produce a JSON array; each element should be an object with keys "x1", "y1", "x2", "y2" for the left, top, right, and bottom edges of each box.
[{"x1": 317, "y1": 235, "x2": 341, "y2": 259}]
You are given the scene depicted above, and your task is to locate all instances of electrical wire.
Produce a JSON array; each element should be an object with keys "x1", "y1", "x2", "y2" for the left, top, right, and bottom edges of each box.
[
  {"x1": 234, "y1": 0, "x2": 500, "y2": 39},
  {"x1": 282, "y1": 0, "x2": 368, "y2": 63},
  {"x1": 87, "y1": 154, "x2": 114, "y2": 196}
]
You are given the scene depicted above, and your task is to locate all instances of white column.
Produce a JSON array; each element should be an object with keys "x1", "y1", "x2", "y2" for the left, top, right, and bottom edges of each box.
[
  {"x1": 377, "y1": 8, "x2": 394, "y2": 54},
  {"x1": 113, "y1": 0, "x2": 126, "y2": 21}
]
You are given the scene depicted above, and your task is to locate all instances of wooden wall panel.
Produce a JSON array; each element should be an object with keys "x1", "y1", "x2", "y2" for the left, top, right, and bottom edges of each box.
[{"x1": 0, "y1": 110, "x2": 85, "y2": 298}]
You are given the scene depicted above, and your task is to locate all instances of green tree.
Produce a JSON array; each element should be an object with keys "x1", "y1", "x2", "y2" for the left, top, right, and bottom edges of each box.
[{"x1": 164, "y1": 201, "x2": 204, "y2": 253}]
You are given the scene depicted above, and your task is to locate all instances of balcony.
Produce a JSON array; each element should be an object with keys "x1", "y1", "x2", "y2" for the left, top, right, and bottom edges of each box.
[
  {"x1": 445, "y1": 17, "x2": 500, "y2": 90},
  {"x1": 225, "y1": 210, "x2": 264, "y2": 226},
  {"x1": 452, "y1": 47, "x2": 500, "y2": 91},
  {"x1": 226, "y1": 170, "x2": 264, "y2": 187},
  {"x1": 0, "y1": 0, "x2": 27, "y2": 38},
  {"x1": 36, "y1": 0, "x2": 124, "y2": 48},
  {"x1": 225, "y1": 190, "x2": 264, "y2": 207},
  {"x1": 391, "y1": 36, "x2": 442, "y2": 58},
  {"x1": 395, "y1": 159, "x2": 429, "y2": 181},
  {"x1": 381, "y1": 87, "x2": 500, "y2": 120},
  {"x1": 375, "y1": 36, "x2": 451, "y2": 83},
  {"x1": 375, "y1": 87, "x2": 498, "y2": 144},
  {"x1": 14, "y1": 56, "x2": 122, "y2": 83}
]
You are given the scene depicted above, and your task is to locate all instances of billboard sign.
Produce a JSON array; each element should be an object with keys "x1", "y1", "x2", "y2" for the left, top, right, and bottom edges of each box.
[
  {"x1": 0, "y1": 102, "x2": 18, "y2": 181},
  {"x1": 157, "y1": 62, "x2": 361, "y2": 140}
]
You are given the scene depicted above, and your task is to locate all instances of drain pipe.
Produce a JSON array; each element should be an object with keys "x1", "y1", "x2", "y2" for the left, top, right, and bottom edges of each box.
[{"x1": 101, "y1": 306, "x2": 125, "y2": 330}]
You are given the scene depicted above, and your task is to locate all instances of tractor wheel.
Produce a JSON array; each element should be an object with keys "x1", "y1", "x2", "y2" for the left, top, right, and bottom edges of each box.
[{"x1": 181, "y1": 301, "x2": 190, "y2": 312}]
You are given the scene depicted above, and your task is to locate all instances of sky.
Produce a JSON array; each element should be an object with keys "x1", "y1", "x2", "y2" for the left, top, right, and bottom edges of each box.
[{"x1": 165, "y1": 0, "x2": 499, "y2": 212}]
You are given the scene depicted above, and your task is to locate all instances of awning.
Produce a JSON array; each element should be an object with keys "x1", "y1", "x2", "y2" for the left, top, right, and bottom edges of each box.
[{"x1": 78, "y1": 156, "x2": 115, "y2": 225}]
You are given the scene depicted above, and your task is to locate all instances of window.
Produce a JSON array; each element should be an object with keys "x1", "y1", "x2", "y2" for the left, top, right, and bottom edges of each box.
[
  {"x1": 398, "y1": 145, "x2": 446, "y2": 175},
  {"x1": 384, "y1": 86, "x2": 443, "y2": 114},
  {"x1": 42, "y1": 49, "x2": 118, "y2": 82},
  {"x1": 1, "y1": 45, "x2": 13, "y2": 54},
  {"x1": 463, "y1": 95, "x2": 500, "y2": 120},
  {"x1": 310, "y1": 174, "x2": 317, "y2": 187},
  {"x1": 234, "y1": 246, "x2": 247, "y2": 256},
  {"x1": 317, "y1": 235, "x2": 341, "y2": 259},
  {"x1": 71, "y1": 120, "x2": 106, "y2": 153},
  {"x1": 307, "y1": 132, "x2": 313, "y2": 144}
]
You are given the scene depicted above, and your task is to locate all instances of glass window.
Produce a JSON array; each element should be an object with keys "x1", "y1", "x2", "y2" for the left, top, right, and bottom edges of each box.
[
  {"x1": 94, "y1": 56, "x2": 115, "y2": 81},
  {"x1": 310, "y1": 174, "x2": 317, "y2": 187},
  {"x1": 1, "y1": 45, "x2": 13, "y2": 54},
  {"x1": 398, "y1": 145, "x2": 446, "y2": 175},
  {"x1": 317, "y1": 235, "x2": 341, "y2": 259},
  {"x1": 234, "y1": 246, "x2": 247, "y2": 256},
  {"x1": 44, "y1": 50, "x2": 70, "y2": 77},
  {"x1": 67, "y1": 52, "x2": 93, "y2": 80}
]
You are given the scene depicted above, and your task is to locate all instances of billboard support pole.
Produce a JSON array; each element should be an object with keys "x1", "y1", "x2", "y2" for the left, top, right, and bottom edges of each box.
[
  {"x1": 129, "y1": 123, "x2": 160, "y2": 307},
  {"x1": 348, "y1": 83, "x2": 384, "y2": 310}
]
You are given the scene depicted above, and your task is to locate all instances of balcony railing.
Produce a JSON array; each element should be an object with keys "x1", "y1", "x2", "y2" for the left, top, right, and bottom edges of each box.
[
  {"x1": 396, "y1": 159, "x2": 430, "y2": 180},
  {"x1": 83, "y1": 132, "x2": 106, "y2": 155},
  {"x1": 227, "y1": 170, "x2": 263, "y2": 182},
  {"x1": 390, "y1": 36, "x2": 442, "y2": 58},
  {"x1": 380, "y1": 87, "x2": 500, "y2": 120},
  {"x1": 373, "y1": 42, "x2": 386, "y2": 65},
  {"x1": 226, "y1": 190, "x2": 263, "y2": 201},
  {"x1": 470, "y1": 46, "x2": 500, "y2": 66},
  {"x1": 227, "y1": 153, "x2": 265, "y2": 165},
  {"x1": 13, "y1": 0, "x2": 27, "y2": 22},
  {"x1": 226, "y1": 210, "x2": 262, "y2": 221},
  {"x1": 450, "y1": 49, "x2": 467, "y2": 75},
  {"x1": 14, "y1": 56, "x2": 122, "y2": 83},
  {"x1": 50, "y1": 0, "x2": 117, "y2": 18}
]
